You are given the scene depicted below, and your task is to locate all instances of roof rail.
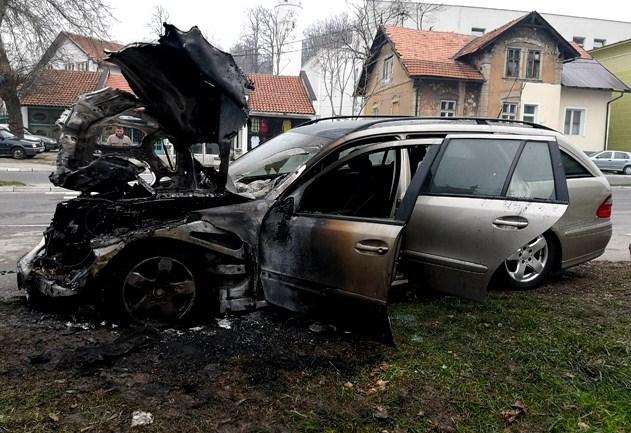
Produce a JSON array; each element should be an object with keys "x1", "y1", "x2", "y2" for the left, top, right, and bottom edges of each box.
[{"x1": 297, "y1": 116, "x2": 557, "y2": 132}]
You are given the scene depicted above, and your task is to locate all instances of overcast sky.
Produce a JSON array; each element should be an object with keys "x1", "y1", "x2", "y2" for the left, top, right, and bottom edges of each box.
[{"x1": 106, "y1": 0, "x2": 631, "y2": 49}]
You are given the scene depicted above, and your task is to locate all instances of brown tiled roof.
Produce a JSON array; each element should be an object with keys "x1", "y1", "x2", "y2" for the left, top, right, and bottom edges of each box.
[
  {"x1": 247, "y1": 74, "x2": 315, "y2": 115},
  {"x1": 20, "y1": 69, "x2": 101, "y2": 107},
  {"x1": 570, "y1": 41, "x2": 593, "y2": 59},
  {"x1": 106, "y1": 73, "x2": 135, "y2": 94},
  {"x1": 65, "y1": 32, "x2": 123, "y2": 63},
  {"x1": 382, "y1": 26, "x2": 484, "y2": 81},
  {"x1": 455, "y1": 16, "x2": 523, "y2": 59}
]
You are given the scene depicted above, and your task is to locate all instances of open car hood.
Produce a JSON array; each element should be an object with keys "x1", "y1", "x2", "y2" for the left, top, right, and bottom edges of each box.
[{"x1": 51, "y1": 24, "x2": 252, "y2": 194}]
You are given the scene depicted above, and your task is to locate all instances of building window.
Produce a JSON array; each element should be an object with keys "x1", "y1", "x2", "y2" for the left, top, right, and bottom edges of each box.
[
  {"x1": 522, "y1": 104, "x2": 538, "y2": 123},
  {"x1": 525, "y1": 50, "x2": 541, "y2": 79},
  {"x1": 505, "y1": 48, "x2": 521, "y2": 78},
  {"x1": 501, "y1": 103, "x2": 518, "y2": 120},
  {"x1": 391, "y1": 97, "x2": 399, "y2": 115},
  {"x1": 76, "y1": 61, "x2": 89, "y2": 71},
  {"x1": 564, "y1": 109, "x2": 585, "y2": 136},
  {"x1": 382, "y1": 55, "x2": 393, "y2": 83},
  {"x1": 471, "y1": 27, "x2": 486, "y2": 37},
  {"x1": 593, "y1": 38, "x2": 606, "y2": 48},
  {"x1": 573, "y1": 36, "x2": 585, "y2": 47},
  {"x1": 250, "y1": 117, "x2": 260, "y2": 133},
  {"x1": 440, "y1": 100, "x2": 456, "y2": 117},
  {"x1": 64, "y1": 63, "x2": 75, "y2": 71},
  {"x1": 372, "y1": 102, "x2": 379, "y2": 115}
]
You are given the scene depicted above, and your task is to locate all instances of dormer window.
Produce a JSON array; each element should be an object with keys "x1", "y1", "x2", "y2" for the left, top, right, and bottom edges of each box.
[
  {"x1": 382, "y1": 55, "x2": 393, "y2": 83},
  {"x1": 505, "y1": 48, "x2": 521, "y2": 78},
  {"x1": 525, "y1": 50, "x2": 541, "y2": 79}
]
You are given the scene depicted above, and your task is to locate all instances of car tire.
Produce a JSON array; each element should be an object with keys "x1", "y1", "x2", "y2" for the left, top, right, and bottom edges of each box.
[
  {"x1": 623, "y1": 165, "x2": 631, "y2": 175},
  {"x1": 107, "y1": 249, "x2": 211, "y2": 326},
  {"x1": 502, "y1": 232, "x2": 557, "y2": 290},
  {"x1": 11, "y1": 147, "x2": 25, "y2": 159}
]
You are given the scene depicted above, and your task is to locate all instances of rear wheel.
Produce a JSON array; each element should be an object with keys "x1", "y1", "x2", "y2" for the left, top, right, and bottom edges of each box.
[
  {"x1": 503, "y1": 233, "x2": 556, "y2": 290},
  {"x1": 11, "y1": 147, "x2": 25, "y2": 159},
  {"x1": 109, "y1": 250, "x2": 209, "y2": 325},
  {"x1": 623, "y1": 165, "x2": 631, "y2": 175}
]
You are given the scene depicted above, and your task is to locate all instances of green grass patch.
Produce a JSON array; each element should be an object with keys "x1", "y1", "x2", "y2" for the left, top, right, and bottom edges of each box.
[{"x1": 0, "y1": 180, "x2": 25, "y2": 186}]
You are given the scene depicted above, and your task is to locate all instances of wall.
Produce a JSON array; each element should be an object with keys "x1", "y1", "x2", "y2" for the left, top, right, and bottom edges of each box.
[
  {"x1": 559, "y1": 87, "x2": 612, "y2": 151},
  {"x1": 48, "y1": 39, "x2": 98, "y2": 72},
  {"x1": 591, "y1": 42, "x2": 631, "y2": 152},
  {"x1": 410, "y1": 4, "x2": 631, "y2": 50},
  {"x1": 361, "y1": 44, "x2": 416, "y2": 115},
  {"x1": 520, "y1": 82, "x2": 561, "y2": 129},
  {"x1": 471, "y1": 24, "x2": 564, "y2": 118}
]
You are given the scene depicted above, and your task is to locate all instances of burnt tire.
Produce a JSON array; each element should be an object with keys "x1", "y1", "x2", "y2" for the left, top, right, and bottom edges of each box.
[
  {"x1": 11, "y1": 147, "x2": 25, "y2": 159},
  {"x1": 106, "y1": 249, "x2": 210, "y2": 326},
  {"x1": 502, "y1": 232, "x2": 557, "y2": 290}
]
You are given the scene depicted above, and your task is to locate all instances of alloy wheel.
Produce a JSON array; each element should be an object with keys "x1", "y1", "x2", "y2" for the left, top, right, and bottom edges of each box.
[
  {"x1": 121, "y1": 256, "x2": 197, "y2": 324},
  {"x1": 12, "y1": 148, "x2": 25, "y2": 159},
  {"x1": 504, "y1": 235, "x2": 548, "y2": 284}
]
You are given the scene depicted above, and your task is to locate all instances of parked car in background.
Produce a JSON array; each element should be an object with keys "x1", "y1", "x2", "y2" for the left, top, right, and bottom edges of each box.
[
  {"x1": 590, "y1": 150, "x2": 631, "y2": 175},
  {"x1": 0, "y1": 129, "x2": 45, "y2": 158},
  {"x1": 0, "y1": 124, "x2": 59, "y2": 151}
]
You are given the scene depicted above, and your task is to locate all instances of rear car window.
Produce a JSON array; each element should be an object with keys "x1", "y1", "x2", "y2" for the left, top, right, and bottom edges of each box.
[
  {"x1": 427, "y1": 138, "x2": 521, "y2": 196},
  {"x1": 561, "y1": 151, "x2": 592, "y2": 178}
]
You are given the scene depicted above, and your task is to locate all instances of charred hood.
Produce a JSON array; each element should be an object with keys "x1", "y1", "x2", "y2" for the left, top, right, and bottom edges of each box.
[{"x1": 106, "y1": 24, "x2": 253, "y2": 148}]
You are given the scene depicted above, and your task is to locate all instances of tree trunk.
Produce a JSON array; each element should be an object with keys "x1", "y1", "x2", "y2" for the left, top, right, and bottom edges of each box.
[{"x1": 0, "y1": 40, "x2": 24, "y2": 137}]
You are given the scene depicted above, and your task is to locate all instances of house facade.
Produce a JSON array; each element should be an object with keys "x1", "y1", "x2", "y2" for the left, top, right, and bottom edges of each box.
[
  {"x1": 356, "y1": 12, "x2": 629, "y2": 151},
  {"x1": 591, "y1": 39, "x2": 631, "y2": 152},
  {"x1": 242, "y1": 73, "x2": 316, "y2": 154},
  {"x1": 14, "y1": 32, "x2": 128, "y2": 139}
]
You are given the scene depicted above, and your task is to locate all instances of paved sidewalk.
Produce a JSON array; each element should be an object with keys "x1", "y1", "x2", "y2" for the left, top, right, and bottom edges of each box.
[{"x1": 0, "y1": 163, "x2": 55, "y2": 172}]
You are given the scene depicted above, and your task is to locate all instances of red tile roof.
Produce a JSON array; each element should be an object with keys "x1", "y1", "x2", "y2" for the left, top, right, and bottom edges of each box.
[
  {"x1": 247, "y1": 74, "x2": 315, "y2": 115},
  {"x1": 455, "y1": 16, "x2": 522, "y2": 59},
  {"x1": 20, "y1": 69, "x2": 101, "y2": 107},
  {"x1": 65, "y1": 32, "x2": 123, "y2": 63},
  {"x1": 382, "y1": 26, "x2": 484, "y2": 81},
  {"x1": 570, "y1": 41, "x2": 593, "y2": 59},
  {"x1": 106, "y1": 73, "x2": 135, "y2": 94}
]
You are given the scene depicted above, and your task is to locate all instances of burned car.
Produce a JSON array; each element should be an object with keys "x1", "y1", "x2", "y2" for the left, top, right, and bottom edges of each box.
[{"x1": 18, "y1": 26, "x2": 612, "y2": 342}]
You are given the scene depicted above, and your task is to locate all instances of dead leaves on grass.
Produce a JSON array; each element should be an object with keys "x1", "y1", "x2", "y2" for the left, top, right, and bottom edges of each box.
[{"x1": 501, "y1": 400, "x2": 527, "y2": 423}]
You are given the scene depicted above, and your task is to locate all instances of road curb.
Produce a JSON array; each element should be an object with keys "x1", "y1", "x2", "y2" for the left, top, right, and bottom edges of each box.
[
  {"x1": 0, "y1": 167, "x2": 54, "y2": 173},
  {"x1": 0, "y1": 186, "x2": 73, "y2": 193}
]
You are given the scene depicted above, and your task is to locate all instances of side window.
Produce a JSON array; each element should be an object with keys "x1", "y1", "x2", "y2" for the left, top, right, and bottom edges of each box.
[
  {"x1": 299, "y1": 148, "x2": 400, "y2": 219},
  {"x1": 507, "y1": 142, "x2": 555, "y2": 200},
  {"x1": 596, "y1": 151, "x2": 612, "y2": 159},
  {"x1": 560, "y1": 151, "x2": 592, "y2": 178},
  {"x1": 614, "y1": 152, "x2": 628, "y2": 160},
  {"x1": 426, "y1": 138, "x2": 521, "y2": 196}
]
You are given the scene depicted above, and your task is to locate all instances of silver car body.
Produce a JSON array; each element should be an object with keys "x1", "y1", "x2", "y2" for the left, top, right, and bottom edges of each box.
[{"x1": 590, "y1": 150, "x2": 631, "y2": 175}]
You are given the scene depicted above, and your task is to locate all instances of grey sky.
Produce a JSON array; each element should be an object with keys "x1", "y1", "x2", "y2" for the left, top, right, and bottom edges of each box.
[{"x1": 106, "y1": 0, "x2": 631, "y2": 49}]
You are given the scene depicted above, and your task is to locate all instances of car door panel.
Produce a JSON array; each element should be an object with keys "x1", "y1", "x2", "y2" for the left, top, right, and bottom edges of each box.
[
  {"x1": 402, "y1": 134, "x2": 569, "y2": 300},
  {"x1": 258, "y1": 140, "x2": 438, "y2": 344}
]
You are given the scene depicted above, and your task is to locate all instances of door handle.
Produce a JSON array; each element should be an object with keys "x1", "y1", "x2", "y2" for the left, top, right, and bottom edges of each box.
[
  {"x1": 493, "y1": 216, "x2": 529, "y2": 229},
  {"x1": 355, "y1": 241, "x2": 389, "y2": 255}
]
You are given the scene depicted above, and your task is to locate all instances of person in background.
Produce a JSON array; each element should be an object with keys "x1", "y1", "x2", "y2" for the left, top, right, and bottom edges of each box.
[{"x1": 107, "y1": 126, "x2": 132, "y2": 146}]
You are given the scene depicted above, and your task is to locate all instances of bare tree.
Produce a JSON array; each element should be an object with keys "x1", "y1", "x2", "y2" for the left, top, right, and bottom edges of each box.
[
  {"x1": 259, "y1": 5, "x2": 297, "y2": 75},
  {"x1": 230, "y1": 6, "x2": 271, "y2": 74},
  {"x1": 303, "y1": 14, "x2": 356, "y2": 116},
  {"x1": 400, "y1": 1, "x2": 443, "y2": 30},
  {"x1": 146, "y1": 5, "x2": 170, "y2": 39},
  {"x1": 0, "y1": 0, "x2": 112, "y2": 136}
]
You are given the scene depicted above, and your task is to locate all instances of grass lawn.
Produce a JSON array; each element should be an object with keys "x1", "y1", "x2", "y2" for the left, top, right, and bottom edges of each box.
[{"x1": 0, "y1": 262, "x2": 629, "y2": 432}]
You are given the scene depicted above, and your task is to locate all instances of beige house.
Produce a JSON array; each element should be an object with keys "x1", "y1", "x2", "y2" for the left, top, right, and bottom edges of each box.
[{"x1": 356, "y1": 11, "x2": 629, "y2": 151}]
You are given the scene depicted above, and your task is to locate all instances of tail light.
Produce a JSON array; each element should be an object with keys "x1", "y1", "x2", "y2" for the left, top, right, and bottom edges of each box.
[{"x1": 597, "y1": 194, "x2": 612, "y2": 219}]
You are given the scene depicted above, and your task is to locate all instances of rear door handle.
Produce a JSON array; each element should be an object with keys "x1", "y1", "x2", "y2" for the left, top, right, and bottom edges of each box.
[
  {"x1": 355, "y1": 241, "x2": 389, "y2": 255},
  {"x1": 493, "y1": 216, "x2": 529, "y2": 229}
]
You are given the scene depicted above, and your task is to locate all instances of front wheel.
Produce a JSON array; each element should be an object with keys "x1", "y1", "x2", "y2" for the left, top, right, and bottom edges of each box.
[
  {"x1": 109, "y1": 251, "x2": 208, "y2": 325},
  {"x1": 623, "y1": 165, "x2": 631, "y2": 175},
  {"x1": 503, "y1": 233, "x2": 556, "y2": 290},
  {"x1": 11, "y1": 147, "x2": 25, "y2": 159}
]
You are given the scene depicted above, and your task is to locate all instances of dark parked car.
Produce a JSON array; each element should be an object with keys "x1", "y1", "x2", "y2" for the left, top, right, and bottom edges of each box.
[
  {"x1": 0, "y1": 129, "x2": 45, "y2": 159},
  {"x1": 0, "y1": 124, "x2": 59, "y2": 151},
  {"x1": 17, "y1": 25, "x2": 612, "y2": 342}
]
